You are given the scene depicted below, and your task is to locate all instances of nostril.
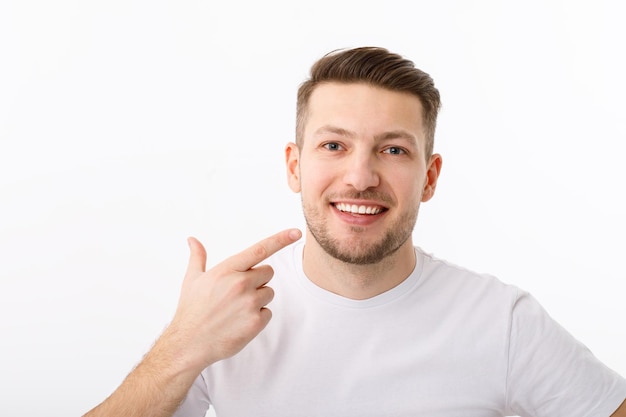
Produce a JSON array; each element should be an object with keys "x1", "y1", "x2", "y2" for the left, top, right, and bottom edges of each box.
[{"x1": 343, "y1": 169, "x2": 380, "y2": 191}]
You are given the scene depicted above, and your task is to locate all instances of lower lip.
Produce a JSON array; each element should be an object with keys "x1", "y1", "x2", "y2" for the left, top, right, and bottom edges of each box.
[{"x1": 332, "y1": 205, "x2": 386, "y2": 226}]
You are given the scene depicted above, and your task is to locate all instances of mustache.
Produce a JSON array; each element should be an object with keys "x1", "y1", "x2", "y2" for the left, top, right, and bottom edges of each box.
[{"x1": 327, "y1": 190, "x2": 394, "y2": 207}]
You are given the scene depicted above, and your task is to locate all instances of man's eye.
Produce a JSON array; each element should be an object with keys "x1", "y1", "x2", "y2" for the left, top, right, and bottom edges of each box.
[
  {"x1": 323, "y1": 142, "x2": 343, "y2": 151},
  {"x1": 383, "y1": 147, "x2": 405, "y2": 155}
]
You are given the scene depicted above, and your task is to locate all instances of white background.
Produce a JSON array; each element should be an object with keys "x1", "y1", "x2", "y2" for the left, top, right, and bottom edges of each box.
[{"x1": 1, "y1": 1, "x2": 624, "y2": 415}]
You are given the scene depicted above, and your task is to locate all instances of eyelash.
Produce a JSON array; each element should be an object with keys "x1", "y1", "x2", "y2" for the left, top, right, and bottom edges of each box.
[
  {"x1": 321, "y1": 142, "x2": 408, "y2": 156},
  {"x1": 322, "y1": 142, "x2": 344, "y2": 151},
  {"x1": 383, "y1": 146, "x2": 406, "y2": 155}
]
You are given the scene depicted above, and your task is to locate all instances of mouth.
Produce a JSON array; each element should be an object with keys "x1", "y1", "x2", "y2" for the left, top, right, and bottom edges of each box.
[{"x1": 332, "y1": 202, "x2": 387, "y2": 215}]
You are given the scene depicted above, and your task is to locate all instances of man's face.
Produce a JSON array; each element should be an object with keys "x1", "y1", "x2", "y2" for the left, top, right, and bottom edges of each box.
[{"x1": 286, "y1": 82, "x2": 441, "y2": 265}]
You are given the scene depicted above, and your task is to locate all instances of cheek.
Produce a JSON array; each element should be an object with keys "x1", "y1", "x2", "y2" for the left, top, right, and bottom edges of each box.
[
  {"x1": 392, "y1": 174, "x2": 425, "y2": 205},
  {"x1": 299, "y1": 160, "x2": 335, "y2": 193}
]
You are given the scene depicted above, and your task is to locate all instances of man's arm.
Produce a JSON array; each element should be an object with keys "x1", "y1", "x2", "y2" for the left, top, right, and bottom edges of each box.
[
  {"x1": 82, "y1": 328, "x2": 202, "y2": 417},
  {"x1": 82, "y1": 228, "x2": 302, "y2": 417},
  {"x1": 611, "y1": 399, "x2": 626, "y2": 417}
]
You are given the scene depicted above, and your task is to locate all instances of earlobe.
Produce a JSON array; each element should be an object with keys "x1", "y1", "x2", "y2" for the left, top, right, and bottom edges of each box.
[
  {"x1": 421, "y1": 153, "x2": 442, "y2": 202},
  {"x1": 285, "y1": 142, "x2": 301, "y2": 193}
]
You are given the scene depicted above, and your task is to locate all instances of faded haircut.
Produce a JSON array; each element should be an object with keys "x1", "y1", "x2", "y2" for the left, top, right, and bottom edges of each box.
[{"x1": 296, "y1": 47, "x2": 441, "y2": 160}]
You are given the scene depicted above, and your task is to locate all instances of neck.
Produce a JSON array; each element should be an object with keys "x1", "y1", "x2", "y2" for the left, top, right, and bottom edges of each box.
[{"x1": 301, "y1": 233, "x2": 416, "y2": 300}]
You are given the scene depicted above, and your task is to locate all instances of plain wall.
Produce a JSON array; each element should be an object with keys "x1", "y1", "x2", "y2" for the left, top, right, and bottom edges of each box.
[{"x1": 1, "y1": 1, "x2": 624, "y2": 415}]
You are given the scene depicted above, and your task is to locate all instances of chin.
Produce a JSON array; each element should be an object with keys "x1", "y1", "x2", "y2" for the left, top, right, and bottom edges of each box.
[{"x1": 321, "y1": 236, "x2": 407, "y2": 266}]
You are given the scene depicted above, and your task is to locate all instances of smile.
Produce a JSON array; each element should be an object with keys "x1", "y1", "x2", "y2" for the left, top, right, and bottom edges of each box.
[{"x1": 333, "y1": 202, "x2": 385, "y2": 215}]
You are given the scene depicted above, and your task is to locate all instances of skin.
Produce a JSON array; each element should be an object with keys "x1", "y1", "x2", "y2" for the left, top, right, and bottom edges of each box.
[
  {"x1": 83, "y1": 81, "x2": 626, "y2": 417},
  {"x1": 82, "y1": 228, "x2": 303, "y2": 417},
  {"x1": 286, "y1": 82, "x2": 442, "y2": 300}
]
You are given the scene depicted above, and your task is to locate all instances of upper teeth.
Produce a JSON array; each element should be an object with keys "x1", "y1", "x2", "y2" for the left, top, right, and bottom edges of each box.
[{"x1": 335, "y1": 203, "x2": 383, "y2": 214}]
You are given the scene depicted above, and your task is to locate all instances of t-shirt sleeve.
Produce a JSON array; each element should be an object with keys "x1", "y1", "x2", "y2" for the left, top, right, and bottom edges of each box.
[
  {"x1": 505, "y1": 292, "x2": 626, "y2": 417},
  {"x1": 172, "y1": 372, "x2": 211, "y2": 417}
]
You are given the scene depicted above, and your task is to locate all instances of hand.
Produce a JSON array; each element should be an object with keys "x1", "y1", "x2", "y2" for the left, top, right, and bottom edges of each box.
[{"x1": 166, "y1": 228, "x2": 302, "y2": 372}]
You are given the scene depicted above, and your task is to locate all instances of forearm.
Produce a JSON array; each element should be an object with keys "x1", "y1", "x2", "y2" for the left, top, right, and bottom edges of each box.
[
  {"x1": 83, "y1": 327, "x2": 202, "y2": 417},
  {"x1": 82, "y1": 230, "x2": 300, "y2": 416}
]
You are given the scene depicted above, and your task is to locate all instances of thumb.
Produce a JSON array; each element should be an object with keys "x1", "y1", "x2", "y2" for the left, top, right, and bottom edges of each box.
[{"x1": 186, "y1": 236, "x2": 207, "y2": 275}]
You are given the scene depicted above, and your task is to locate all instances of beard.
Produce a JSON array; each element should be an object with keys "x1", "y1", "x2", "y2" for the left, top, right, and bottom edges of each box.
[{"x1": 302, "y1": 192, "x2": 419, "y2": 265}]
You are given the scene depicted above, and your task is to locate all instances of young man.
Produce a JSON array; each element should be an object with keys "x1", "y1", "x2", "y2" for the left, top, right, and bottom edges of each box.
[{"x1": 83, "y1": 47, "x2": 626, "y2": 417}]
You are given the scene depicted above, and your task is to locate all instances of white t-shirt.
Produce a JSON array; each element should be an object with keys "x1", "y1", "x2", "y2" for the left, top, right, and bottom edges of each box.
[{"x1": 174, "y1": 241, "x2": 626, "y2": 417}]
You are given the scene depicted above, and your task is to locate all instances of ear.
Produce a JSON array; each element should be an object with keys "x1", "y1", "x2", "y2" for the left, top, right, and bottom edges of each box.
[
  {"x1": 421, "y1": 153, "x2": 442, "y2": 202},
  {"x1": 285, "y1": 142, "x2": 301, "y2": 193}
]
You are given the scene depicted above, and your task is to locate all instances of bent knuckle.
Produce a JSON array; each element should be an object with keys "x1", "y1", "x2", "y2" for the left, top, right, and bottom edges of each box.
[
  {"x1": 249, "y1": 309, "x2": 271, "y2": 330},
  {"x1": 251, "y1": 243, "x2": 269, "y2": 260},
  {"x1": 230, "y1": 276, "x2": 249, "y2": 295}
]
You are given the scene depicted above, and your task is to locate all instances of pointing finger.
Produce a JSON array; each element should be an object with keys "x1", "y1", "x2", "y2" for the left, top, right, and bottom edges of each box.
[
  {"x1": 186, "y1": 237, "x2": 207, "y2": 275},
  {"x1": 226, "y1": 228, "x2": 302, "y2": 272}
]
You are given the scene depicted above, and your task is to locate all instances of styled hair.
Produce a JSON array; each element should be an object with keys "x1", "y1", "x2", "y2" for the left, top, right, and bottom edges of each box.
[{"x1": 296, "y1": 47, "x2": 441, "y2": 160}]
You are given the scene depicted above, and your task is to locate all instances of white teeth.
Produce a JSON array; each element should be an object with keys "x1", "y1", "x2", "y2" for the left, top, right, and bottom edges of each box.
[{"x1": 335, "y1": 203, "x2": 383, "y2": 215}]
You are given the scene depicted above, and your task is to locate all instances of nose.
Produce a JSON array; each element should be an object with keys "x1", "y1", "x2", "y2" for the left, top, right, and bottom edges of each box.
[{"x1": 342, "y1": 150, "x2": 380, "y2": 191}]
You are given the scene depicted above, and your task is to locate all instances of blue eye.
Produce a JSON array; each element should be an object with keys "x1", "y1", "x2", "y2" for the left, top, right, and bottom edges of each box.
[
  {"x1": 323, "y1": 142, "x2": 343, "y2": 151},
  {"x1": 384, "y1": 147, "x2": 405, "y2": 155}
]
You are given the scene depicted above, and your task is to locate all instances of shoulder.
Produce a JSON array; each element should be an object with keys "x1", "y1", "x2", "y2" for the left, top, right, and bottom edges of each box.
[{"x1": 414, "y1": 246, "x2": 524, "y2": 303}]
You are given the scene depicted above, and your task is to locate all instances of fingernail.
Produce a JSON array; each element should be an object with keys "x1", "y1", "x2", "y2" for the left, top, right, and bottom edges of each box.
[{"x1": 289, "y1": 229, "x2": 302, "y2": 240}]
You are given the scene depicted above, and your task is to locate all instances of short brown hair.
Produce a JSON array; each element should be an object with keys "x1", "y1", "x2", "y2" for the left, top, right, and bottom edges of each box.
[{"x1": 296, "y1": 47, "x2": 441, "y2": 160}]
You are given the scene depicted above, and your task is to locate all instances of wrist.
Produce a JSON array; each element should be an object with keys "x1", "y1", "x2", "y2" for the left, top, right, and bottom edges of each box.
[{"x1": 147, "y1": 321, "x2": 216, "y2": 379}]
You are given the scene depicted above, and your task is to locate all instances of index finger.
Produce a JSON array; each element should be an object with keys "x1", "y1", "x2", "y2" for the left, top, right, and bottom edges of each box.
[{"x1": 225, "y1": 228, "x2": 302, "y2": 272}]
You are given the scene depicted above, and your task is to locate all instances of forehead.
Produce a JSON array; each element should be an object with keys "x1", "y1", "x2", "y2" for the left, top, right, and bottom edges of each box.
[{"x1": 304, "y1": 82, "x2": 425, "y2": 140}]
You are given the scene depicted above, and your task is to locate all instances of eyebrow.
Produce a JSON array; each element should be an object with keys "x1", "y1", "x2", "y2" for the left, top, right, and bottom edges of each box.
[
  {"x1": 374, "y1": 130, "x2": 417, "y2": 144},
  {"x1": 313, "y1": 125, "x2": 355, "y2": 138},
  {"x1": 313, "y1": 125, "x2": 418, "y2": 145}
]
